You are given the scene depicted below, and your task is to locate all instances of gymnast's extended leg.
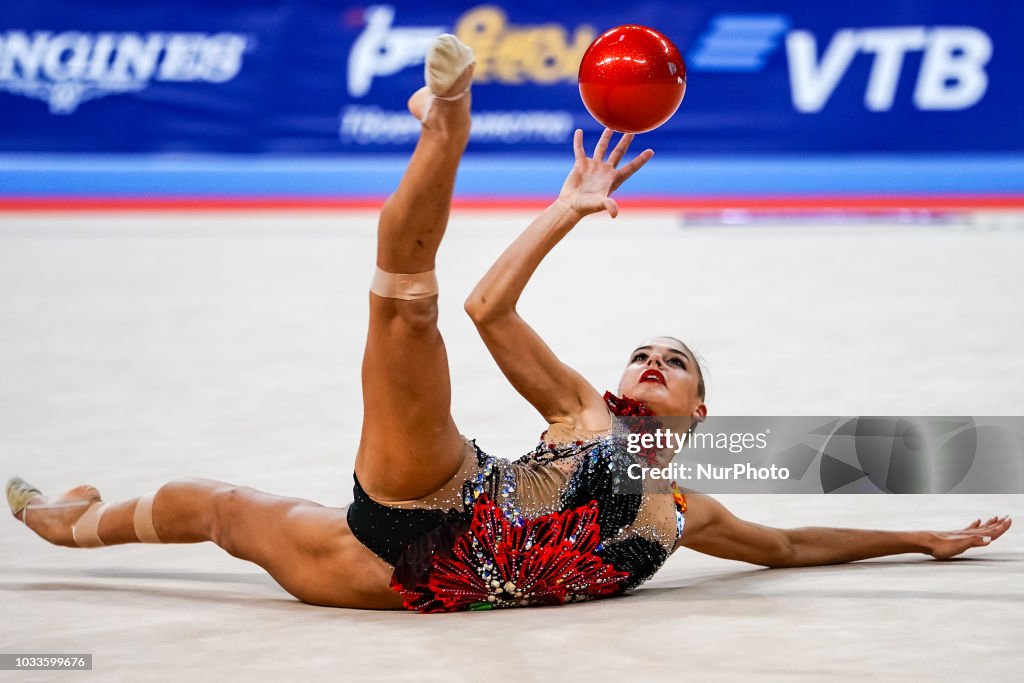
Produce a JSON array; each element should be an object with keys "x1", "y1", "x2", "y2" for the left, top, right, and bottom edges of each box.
[
  {"x1": 354, "y1": 36, "x2": 476, "y2": 501},
  {"x1": 7, "y1": 478, "x2": 397, "y2": 608}
]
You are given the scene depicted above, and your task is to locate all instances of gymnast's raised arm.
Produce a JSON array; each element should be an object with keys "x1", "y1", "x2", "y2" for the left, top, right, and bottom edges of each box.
[{"x1": 464, "y1": 129, "x2": 654, "y2": 428}]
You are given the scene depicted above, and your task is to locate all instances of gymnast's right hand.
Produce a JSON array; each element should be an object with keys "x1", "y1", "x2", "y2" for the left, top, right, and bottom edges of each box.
[{"x1": 557, "y1": 127, "x2": 654, "y2": 219}]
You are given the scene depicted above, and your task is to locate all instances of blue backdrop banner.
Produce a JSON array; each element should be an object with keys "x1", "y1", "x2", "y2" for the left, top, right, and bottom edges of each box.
[{"x1": 1, "y1": 1, "x2": 1022, "y2": 154}]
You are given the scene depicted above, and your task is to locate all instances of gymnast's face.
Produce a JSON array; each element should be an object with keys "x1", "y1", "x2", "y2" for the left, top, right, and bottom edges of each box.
[{"x1": 617, "y1": 337, "x2": 707, "y2": 420}]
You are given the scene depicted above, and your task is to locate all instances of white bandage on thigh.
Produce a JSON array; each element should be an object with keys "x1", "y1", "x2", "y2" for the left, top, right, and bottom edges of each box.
[
  {"x1": 370, "y1": 267, "x2": 438, "y2": 300},
  {"x1": 133, "y1": 492, "x2": 162, "y2": 543},
  {"x1": 71, "y1": 501, "x2": 108, "y2": 548}
]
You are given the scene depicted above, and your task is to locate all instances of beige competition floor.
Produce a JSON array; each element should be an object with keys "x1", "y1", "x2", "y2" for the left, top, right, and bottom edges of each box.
[{"x1": 1, "y1": 210, "x2": 1022, "y2": 682}]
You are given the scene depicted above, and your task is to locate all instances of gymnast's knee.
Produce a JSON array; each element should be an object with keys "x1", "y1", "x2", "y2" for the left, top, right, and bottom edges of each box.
[
  {"x1": 207, "y1": 485, "x2": 250, "y2": 555},
  {"x1": 378, "y1": 296, "x2": 440, "y2": 334}
]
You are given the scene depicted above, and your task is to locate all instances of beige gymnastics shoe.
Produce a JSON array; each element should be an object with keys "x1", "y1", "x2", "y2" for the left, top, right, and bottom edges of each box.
[
  {"x1": 408, "y1": 33, "x2": 475, "y2": 122},
  {"x1": 6, "y1": 477, "x2": 104, "y2": 547}
]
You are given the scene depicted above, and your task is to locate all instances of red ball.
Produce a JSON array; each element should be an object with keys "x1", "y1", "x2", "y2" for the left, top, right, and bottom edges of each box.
[{"x1": 578, "y1": 25, "x2": 687, "y2": 134}]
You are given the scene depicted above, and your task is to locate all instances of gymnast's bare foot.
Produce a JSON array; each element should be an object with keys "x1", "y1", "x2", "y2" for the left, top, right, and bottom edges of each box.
[{"x1": 6, "y1": 479, "x2": 101, "y2": 547}]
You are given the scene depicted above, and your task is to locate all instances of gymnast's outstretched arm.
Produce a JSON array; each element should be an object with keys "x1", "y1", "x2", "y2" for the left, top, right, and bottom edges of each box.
[
  {"x1": 464, "y1": 128, "x2": 653, "y2": 427},
  {"x1": 679, "y1": 491, "x2": 1012, "y2": 566}
]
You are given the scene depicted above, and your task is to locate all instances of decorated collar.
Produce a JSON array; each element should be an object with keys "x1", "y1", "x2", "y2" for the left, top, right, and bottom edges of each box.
[{"x1": 602, "y1": 391, "x2": 654, "y2": 417}]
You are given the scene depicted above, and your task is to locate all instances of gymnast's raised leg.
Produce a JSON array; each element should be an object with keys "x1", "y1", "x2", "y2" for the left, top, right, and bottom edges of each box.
[{"x1": 354, "y1": 35, "x2": 476, "y2": 501}]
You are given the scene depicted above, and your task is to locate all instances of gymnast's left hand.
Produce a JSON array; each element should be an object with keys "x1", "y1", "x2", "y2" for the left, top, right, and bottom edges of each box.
[
  {"x1": 557, "y1": 128, "x2": 654, "y2": 219},
  {"x1": 926, "y1": 515, "x2": 1012, "y2": 560}
]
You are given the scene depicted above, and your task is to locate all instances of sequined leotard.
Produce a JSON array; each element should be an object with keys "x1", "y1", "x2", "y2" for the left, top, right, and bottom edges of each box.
[{"x1": 346, "y1": 393, "x2": 686, "y2": 613}]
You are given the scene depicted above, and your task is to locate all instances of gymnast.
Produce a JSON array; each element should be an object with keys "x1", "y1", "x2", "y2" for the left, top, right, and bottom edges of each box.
[{"x1": 6, "y1": 35, "x2": 1011, "y2": 613}]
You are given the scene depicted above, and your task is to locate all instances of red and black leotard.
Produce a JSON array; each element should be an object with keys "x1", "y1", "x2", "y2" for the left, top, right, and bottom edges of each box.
[{"x1": 346, "y1": 393, "x2": 687, "y2": 613}]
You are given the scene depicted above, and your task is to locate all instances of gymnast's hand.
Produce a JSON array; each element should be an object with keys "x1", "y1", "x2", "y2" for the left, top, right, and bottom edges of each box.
[
  {"x1": 557, "y1": 128, "x2": 654, "y2": 219},
  {"x1": 926, "y1": 515, "x2": 1012, "y2": 560}
]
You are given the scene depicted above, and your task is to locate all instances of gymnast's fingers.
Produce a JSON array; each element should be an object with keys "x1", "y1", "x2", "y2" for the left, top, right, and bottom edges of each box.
[
  {"x1": 612, "y1": 149, "x2": 654, "y2": 191},
  {"x1": 573, "y1": 129, "x2": 585, "y2": 161},
  {"x1": 607, "y1": 133, "x2": 635, "y2": 167},
  {"x1": 592, "y1": 127, "x2": 613, "y2": 160},
  {"x1": 987, "y1": 516, "x2": 1012, "y2": 541}
]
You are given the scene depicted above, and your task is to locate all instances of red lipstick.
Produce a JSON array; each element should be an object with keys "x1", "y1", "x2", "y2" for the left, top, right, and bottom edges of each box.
[{"x1": 640, "y1": 369, "x2": 666, "y2": 385}]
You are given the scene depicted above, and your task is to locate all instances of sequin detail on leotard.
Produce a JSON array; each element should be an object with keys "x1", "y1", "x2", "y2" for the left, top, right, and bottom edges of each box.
[{"x1": 349, "y1": 393, "x2": 687, "y2": 613}]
